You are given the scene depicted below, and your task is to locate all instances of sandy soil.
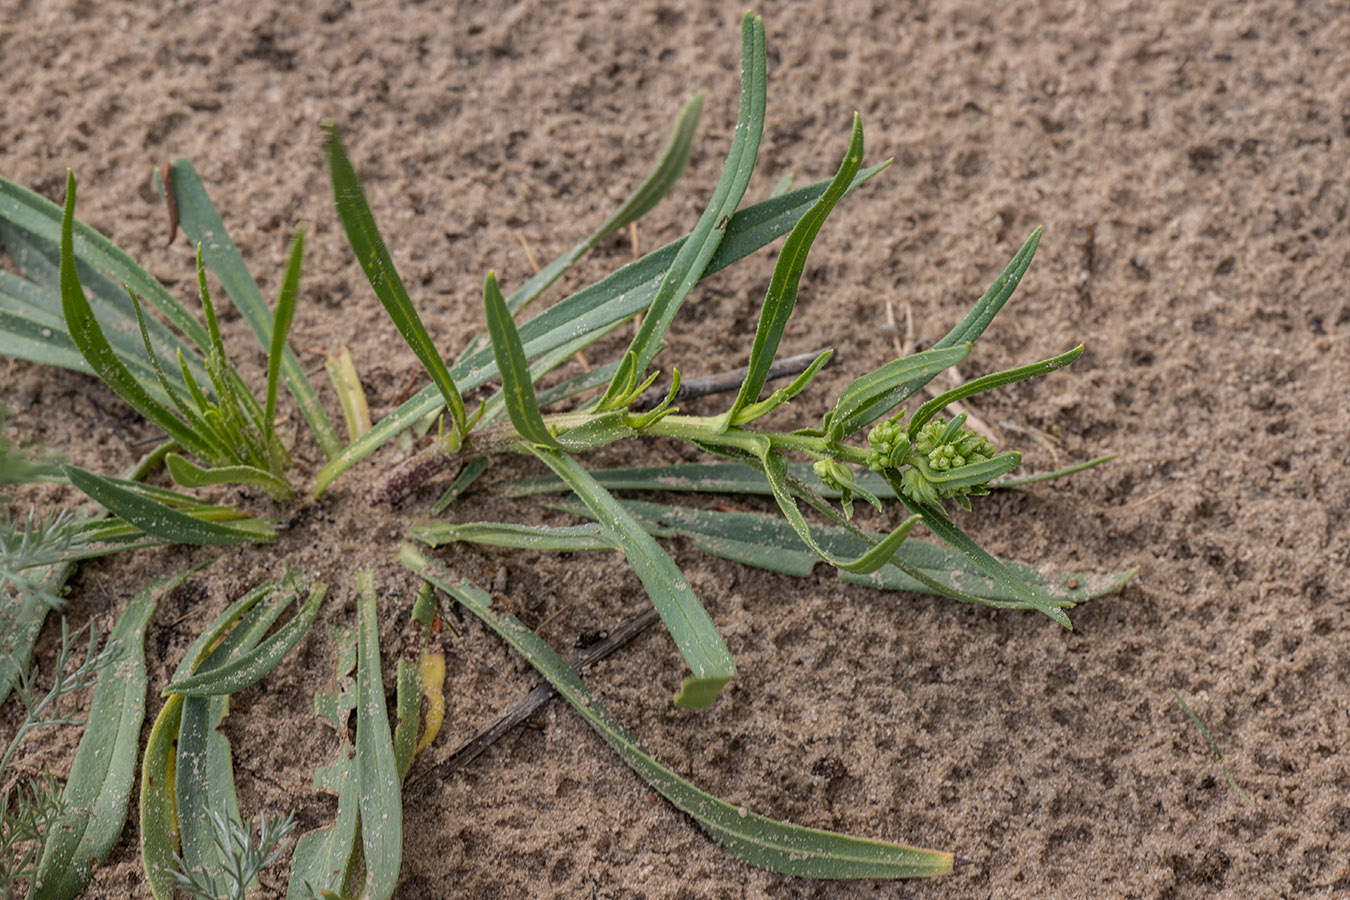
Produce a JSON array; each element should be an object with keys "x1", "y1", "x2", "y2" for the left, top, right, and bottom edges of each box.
[{"x1": 3, "y1": 0, "x2": 1348, "y2": 898}]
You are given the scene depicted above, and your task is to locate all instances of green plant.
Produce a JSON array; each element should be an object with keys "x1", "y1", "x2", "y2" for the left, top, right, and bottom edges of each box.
[
  {"x1": 0, "y1": 9, "x2": 1136, "y2": 890},
  {"x1": 0, "y1": 620, "x2": 117, "y2": 897},
  {"x1": 329, "y1": 13, "x2": 1121, "y2": 711},
  {"x1": 171, "y1": 810, "x2": 296, "y2": 900}
]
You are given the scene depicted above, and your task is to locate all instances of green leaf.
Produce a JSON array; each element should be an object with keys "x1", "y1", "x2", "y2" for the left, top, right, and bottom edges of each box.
[
  {"x1": 595, "y1": 12, "x2": 767, "y2": 409},
  {"x1": 324, "y1": 124, "x2": 468, "y2": 438},
  {"x1": 723, "y1": 114, "x2": 862, "y2": 429},
  {"x1": 523, "y1": 446, "x2": 735, "y2": 708},
  {"x1": 822, "y1": 344, "x2": 971, "y2": 440},
  {"x1": 907, "y1": 344, "x2": 1085, "y2": 439},
  {"x1": 27, "y1": 568, "x2": 194, "y2": 900},
  {"x1": 63, "y1": 465, "x2": 274, "y2": 545},
  {"x1": 0, "y1": 175, "x2": 212, "y2": 352},
  {"x1": 431, "y1": 455, "x2": 488, "y2": 515},
  {"x1": 546, "y1": 498, "x2": 1132, "y2": 608},
  {"x1": 139, "y1": 693, "x2": 184, "y2": 900},
  {"x1": 313, "y1": 161, "x2": 891, "y2": 494},
  {"x1": 0, "y1": 266, "x2": 202, "y2": 401},
  {"x1": 163, "y1": 161, "x2": 341, "y2": 460},
  {"x1": 287, "y1": 626, "x2": 362, "y2": 900},
  {"x1": 483, "y1": 271, "x2": 561, "y2": 448},
  {"x1": 163, "y1": 581, "x2": 325, "y2": 697},
  {"x1": 758, "y1": 447, "x2": 920, "y2": 575},
  {"x1": 411, "y1": 520, "x2": 619, "y2": 553},
  {"x1": 164, "y1": 452, "x2": 295, "y2": 503},
  {"x1": 265, "y1": 225, "x2": 305, "y2": 461},
  {"x1": 506, "y1": 91, "x2": 704, "y2": 313},
  {"x1": 58, "y1": 174, "x2": 216, "y2": 460},
  {"x1": 354, "y1": 569, "x2": 402, "y2": 900},
  {"x1": 401, "y1": 549, "x2": 955, "y2": 879},
  {"x1": 174, "y1": 587, "x2": 294, "y2": 882},
  {"x1": 889, "y1": 480, "x2": 1073, "y2": 627}
]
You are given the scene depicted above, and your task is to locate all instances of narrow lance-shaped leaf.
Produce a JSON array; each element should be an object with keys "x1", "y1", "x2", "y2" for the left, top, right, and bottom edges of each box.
[
  {"x1": 175, "y1": 586, "x2": 296, "y2": 882},
  {"x1": 265, "y1": 224, "x2": 305, "y2": 466},
  {"x1": 286, "y1": 625, "x2": 362, "y2": 900},
  {"x1": 756, "y1": 446, "x2": 921, "y2": 575},
  {"x1": 139, "y1": 693, "x2": 184, "y2": 900},
  {"x1": 885, "y1": 473, "x2": 1073, "y2": 628},
  {"x1": 840, "y1": 228, "x2": 1046, "y2": 438},
  {"x1": 58, "y1": 173, "x2": 216, "y2": 460},
  {"x1": 163, "y1": 161, "x2": 342, "y2": 460},
  {"x1": 907, "y1": 344, "x2": 1085, "y2": 439},
  {"x1": 163, "y1": 581, "x2": 326, "y2": 697},
  {"x1": 165, "y1": 453, "x2": 295, "y2": 503},
  {"x1": 326, "y1": 346, "x2": 372, "y2": 442},
  {"x1": 483, "y1": 271, "x2": 561, "y2": 448},
  {"x1": 525, "y1": 445, "x2": 735, "y2": 708},
  {"x1": 542, "y1": 497, "x2": 1133, "y2": 608},
  {"x1": 401, "y1": 548, "x2": 955, "y2": 879},
  {"x1": 594, "y1": 12, "x2": 767, "y2": 410},
  {"x1": 506, "y1": 91, "x2": 705, "y2": 313},
  {"x1": 354, "y1": 569, "x2": 403, "y2": 900},
  {"x1": 29, "y1": 566, "x2": 200, "y2": 900},
  {"x1": 63, "y1": 465, "x2": 274, "y2": 546},
  {"x1": 1, "y1": 174, "x2": 212, "y2": 352},
  {"x1": 313, "y1": 161, "x2": 892, "y2": 494},
  {"x1": 823, "y1": 344, "x2": 971, "y2": 440},
  {"x1": 324, "y1": 124, "x2": 468, "y2": 438},
  {"x1": 723, "y1": 113, "x2": 863, "y2": 429},
  {"x1": 411, "y1": 520, "x2": 620, "y2": 553}
]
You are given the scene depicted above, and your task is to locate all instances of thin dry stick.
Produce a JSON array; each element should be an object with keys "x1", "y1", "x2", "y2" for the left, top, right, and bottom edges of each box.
[
  {"x1": 631, "y1": 347, "x2": 837, "y2": 411},
  {"x1": 515, "y1": 232, "x2": 542, "y2": 274},
  {"x1": 409, "y1": 606, "x2": 660, "y2": 792}
]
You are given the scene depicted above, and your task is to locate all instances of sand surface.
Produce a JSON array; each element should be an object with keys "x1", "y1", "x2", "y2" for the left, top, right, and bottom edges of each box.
[{"x1": 3, "y1": 1, "x2": 1348, "y2": 898}]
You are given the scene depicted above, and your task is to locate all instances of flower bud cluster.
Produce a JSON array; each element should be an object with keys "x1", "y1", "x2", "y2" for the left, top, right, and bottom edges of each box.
[
  {"x1": 864, "y1": 412, "x2": 909, "y2": 472},
  {"x1": 911, "y1": 417, "x2": 996, "y2": 472}
]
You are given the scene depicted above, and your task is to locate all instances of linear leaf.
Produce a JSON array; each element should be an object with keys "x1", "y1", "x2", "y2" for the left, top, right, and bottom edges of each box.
[
  {"x1": 506, "y1": 91, "x2": 704, "y2": 313},
  {"x1": 286, "y1": 625, "x2": 361, "y2": 900},
  {"x1": 757, "y1": 448, "x2": 919, "y2": 575},
  {"x1": 402, "y1": 549, "x2": 954, "y2": 879},
  {"x1": 724, "y1": 114, "x2": 862, "y2": 428},
  {"x1": 841, "y1": 227, "x2": 1045, "y2": 434},
  {"x1": 58, "y1": 174, "x2": 216, "y2": 459},
  {"x1": 163, "y1": 162, "x2": 342, "y2": 459},
  {"x1": 325, "y1": 125, "x2": 467, "y2": 438},
  {"x1": 163, "y1": 581, "x2": 325, "y2": 697},
  {"x1": 523, "y1": 446, "x2": 734, "y2": 708},
  {"x1": 907, "y1": 344, "x2": 1085, "y2": 438},
  {"x1": 139, "y1": 693, "x2": 184, "y2": 900},
  {"x1": 548, "y1": 498, "x2": 1133, "y2": 607},
  {"x1": 313, "y1": 162, "x2": 890, "y2": 494},
  {"x1": 596, "y1": 12, "x2": 766, "y2": 408},
  {"x1": 265, "y1": 224, "x2": 305, "y2": 465},
  {"x1": 326, "y1": 346, "x2": 372, "y2": 441},
  {"x1": 411, "y1": 520, "x2": 619, "y2": 553},
  {"x1": 28, "y1": 569, "x2": 193, "y2": 900},
  {"x1": 0, "y1": 175, "x2": 211, "y2": 351},
  {"x1": 890, "y1": 481, "x2": 1072, "y2": 627},
  {"x1": 174, "y1": 582, "x2": 295, "y2": 884},
  {"x1": 354, "y1": 569, "x2": 403, "y2": 900},
  {"x1": 63, "y1": 465, "x2": 274, "y2": 545},
  {"x1": 824, "y1": 344, "x2": 972, "y2": 440},
  {"x1": 431, "y1": 455, "x2": 489, "y2": 515},
  {"x1": 483, "y1": 271, "x2": 560, "y2": 448},
  {"x1": 164, "y1": 452, "x2": 295, "y2": 502}
]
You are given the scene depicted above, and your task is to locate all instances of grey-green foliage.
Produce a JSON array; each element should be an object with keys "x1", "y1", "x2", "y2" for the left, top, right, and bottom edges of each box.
[
  {"x1": 171, "y1": 811, "x2": 296, "y2": 900},
  {"x1": 323, "y1": 11, "x2": 1120, "y2": 714},
  {"x1": 0, "y1": 621, "x2": 118, "y2": 895}
]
